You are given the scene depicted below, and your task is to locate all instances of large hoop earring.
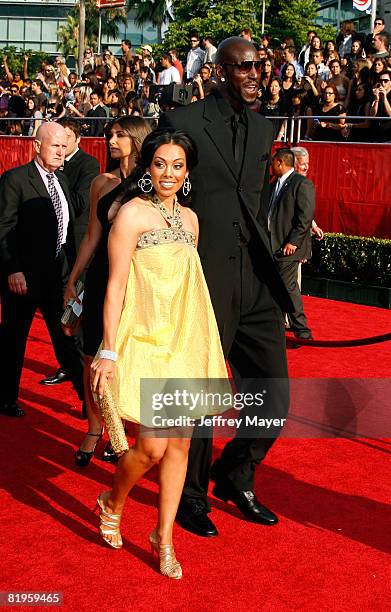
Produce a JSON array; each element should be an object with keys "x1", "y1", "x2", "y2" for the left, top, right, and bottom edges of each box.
[
  {"x1": 182, "y1": 174, "x2": 191, "y2": 197},
  {"x1": 138, "y1": 171, "x2": 153, "y2": 193}
]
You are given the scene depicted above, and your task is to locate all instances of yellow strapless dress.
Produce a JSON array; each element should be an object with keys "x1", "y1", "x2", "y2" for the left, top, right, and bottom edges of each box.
[{"x1": 95, "y1": 223, "x2": 230, "y2": 455}]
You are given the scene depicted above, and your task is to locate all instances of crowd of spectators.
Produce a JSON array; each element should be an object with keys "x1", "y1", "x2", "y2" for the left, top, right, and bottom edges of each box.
[{"x1": 0, "y1": 20, "x2": 390, "y2": 142}]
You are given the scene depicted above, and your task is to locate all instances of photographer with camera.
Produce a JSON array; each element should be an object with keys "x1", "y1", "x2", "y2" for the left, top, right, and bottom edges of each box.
[
  {"x1": 370, "y1": 70, "x2": 391, "y2": 141},
  {"x1": 191, "y1": 64, "x2": 217, "y2": 101}
]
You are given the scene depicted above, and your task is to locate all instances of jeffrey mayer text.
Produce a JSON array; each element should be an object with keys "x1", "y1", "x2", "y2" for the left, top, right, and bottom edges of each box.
[{"x1": 151, "y1": 415, "x2": 287, "y2": 428}]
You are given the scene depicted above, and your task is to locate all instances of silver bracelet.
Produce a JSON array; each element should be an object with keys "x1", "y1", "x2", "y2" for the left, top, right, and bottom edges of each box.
[{"x1": 100, "y1": 349, "x2": 118, "y2": 361}]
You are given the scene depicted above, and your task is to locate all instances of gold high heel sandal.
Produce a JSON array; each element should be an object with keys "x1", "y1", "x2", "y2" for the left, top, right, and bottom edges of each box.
[
  {"x1": 96, "y1": 492, "x2": 123, "y2": 549},
  {"x1": 149, "y1": 530, "x2": 182, "y2": 580}
]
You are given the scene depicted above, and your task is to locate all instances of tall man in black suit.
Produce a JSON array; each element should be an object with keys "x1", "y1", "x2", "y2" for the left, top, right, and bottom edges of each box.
[
  {"x1": 39, "y1": 117, "x2": 100, "y2": 388},
  {"x1": 160, "y1": 37, "x2": 293, "y2": 535},
  {"x1": 268, "y1": 148, "x2": 315, "y2": 339},
  {"x1": 0, "y1": 123, "x2": 84, "y2": 416}
]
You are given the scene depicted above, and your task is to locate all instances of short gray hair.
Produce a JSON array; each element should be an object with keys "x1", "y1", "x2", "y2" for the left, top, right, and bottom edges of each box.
[{"x1": 291, "y1": 146, "x2": 309, "y2": 159}]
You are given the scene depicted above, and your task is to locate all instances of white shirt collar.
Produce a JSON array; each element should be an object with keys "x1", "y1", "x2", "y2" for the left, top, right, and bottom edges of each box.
[
  {"x1": 34, "y1": 159, "x2": 58, "y2": 180},
  {"x1": 65, "y1": 147, "x2": 79, "y2": 162},
  {"x1": 278, "y1": 167, "x2": 295, "y2": 187}
]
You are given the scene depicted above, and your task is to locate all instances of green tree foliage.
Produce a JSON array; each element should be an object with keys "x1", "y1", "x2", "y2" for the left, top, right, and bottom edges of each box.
[
  {"x1": 267, "y1": 0, "x2": 336, "y2": 47},
  {"x1": 0, "y1": 46, "x2": 49, "y2": 78},
  {"x1": 156, "y1": 0, "x2": 336, "y2": 55},
  {"x1": 162, "y1": 0, "x2": 261, "y2": 53},
  {"x1": 57, "y1": 0, "x2": 127, "y2": 59}
]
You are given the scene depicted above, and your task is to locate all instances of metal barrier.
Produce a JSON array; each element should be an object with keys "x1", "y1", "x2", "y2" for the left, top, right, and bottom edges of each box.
[{"x1": 0, "y1": 115, "x2": 389, "y2": 143}]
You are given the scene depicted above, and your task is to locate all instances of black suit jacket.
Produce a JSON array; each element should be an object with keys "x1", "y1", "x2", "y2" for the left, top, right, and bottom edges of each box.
[
  {"x1": 62, "y1": 148, "x2": 100, "y2": 250},
  {"x1": 0, "y1": 160, "x2": 76, "y2": 280},
  {"x1": 86, "y1": 106, "x2": 107, "y2": 137},
  {"x1": 268, "y1": 171, "x2": 315, "y2": 262},
  {"x1": 159, "y1": 91, "x2": 292, "y2": 334}
]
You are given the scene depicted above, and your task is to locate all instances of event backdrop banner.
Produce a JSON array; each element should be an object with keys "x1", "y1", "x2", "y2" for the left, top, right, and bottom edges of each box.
[{"x1": 0, "y1": 138, "x2": 390, "y2": 239}]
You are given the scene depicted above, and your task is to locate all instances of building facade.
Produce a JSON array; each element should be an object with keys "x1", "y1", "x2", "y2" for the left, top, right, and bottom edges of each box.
[
  {"x1": 0, "y1": 0, "x2": 158, "y2": 55},
  {"x1": 316, "y1": 0, "x2": 391, "y2": 33}
]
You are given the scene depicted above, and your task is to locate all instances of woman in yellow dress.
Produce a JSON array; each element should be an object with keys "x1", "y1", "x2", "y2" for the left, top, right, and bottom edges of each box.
[{"x1": 91, "y1": 128, "x2": 229, "y2": 579}]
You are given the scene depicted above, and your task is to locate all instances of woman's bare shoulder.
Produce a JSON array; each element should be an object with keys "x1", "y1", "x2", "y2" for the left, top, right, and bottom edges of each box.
[
  {"x1": 180, "y1": 205, "x2": 198, "y2": 223},
  {"x1": 91, "y1": 172, "x2": 121, "y2": 198},
  {"x1": 115, "y1": 197, "x2": 152, "y2": 223}
]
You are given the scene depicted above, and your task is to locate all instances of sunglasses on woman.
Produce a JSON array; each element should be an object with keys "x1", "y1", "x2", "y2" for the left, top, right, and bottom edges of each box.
[{"x1": 223, "y1": 61, "x2": 263, "y2": 73}]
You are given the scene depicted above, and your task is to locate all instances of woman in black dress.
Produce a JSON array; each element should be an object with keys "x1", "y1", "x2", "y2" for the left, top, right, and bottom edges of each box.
[
  {"x1": 309, "y1": 83, "x2": 346, "y2": 141},
  {"x1": 259, "y1": 77, "x2": 287, "y2": 140},
  {"x1": 281, "y1": 62, "x2": 297, "y2": 104},
  {"x1": 64, "y1": 116, "x2": 151, "y2": 466}
]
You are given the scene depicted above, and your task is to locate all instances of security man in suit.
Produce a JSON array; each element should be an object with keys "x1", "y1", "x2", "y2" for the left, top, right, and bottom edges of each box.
[
  {"x1": 160, "y1": 37, "x2": 293, "y2": 536},
  {"x1": 39, "y1": 117, "x2": 100, "y2": 388},
  {"x1": 57, "y1": 117, "x2": 100, "y2": 252},
  {"x1": 0, "y1": 122, "x2": 84, "y2": 416},
  {"x1": 268, "y1": 148, "x2": 315, "y2": 340}
]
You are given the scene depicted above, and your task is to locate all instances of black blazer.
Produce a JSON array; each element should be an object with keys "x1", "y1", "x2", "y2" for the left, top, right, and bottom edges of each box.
[
  {"x1": 159, "y1": 91, "x2": 292, "y2": 332},
  {"x1": 62, "y1": 148, "x2": 100, "y2": 250},
  {"x1": 268, "y1": 171, "x2": 315, "y2": 262},
  {"x1": 0, "y1": 160, "x2": 76, "y2": 279},
  {"x1": 86, "y1": 106, "x2": 107, "y2": 137}
]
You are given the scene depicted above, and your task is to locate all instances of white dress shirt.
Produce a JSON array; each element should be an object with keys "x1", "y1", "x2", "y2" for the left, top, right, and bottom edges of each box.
[{"x1": 34, "y1": 159, "x2": 69, "y2": 244}]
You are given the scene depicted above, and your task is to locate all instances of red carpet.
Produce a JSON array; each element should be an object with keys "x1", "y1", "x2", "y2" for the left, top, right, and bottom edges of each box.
[{"x1": 1, "y1": 296, "x2": 390, "y2": 611}]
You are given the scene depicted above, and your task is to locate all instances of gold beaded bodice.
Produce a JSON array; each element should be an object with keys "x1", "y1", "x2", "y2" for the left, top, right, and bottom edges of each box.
[
  {"x1": 136, "y1": 195, "x2": 195, "y2": 250},
  {"x1": 136, "y1": 227, "x2": 196, "y2": 249}
]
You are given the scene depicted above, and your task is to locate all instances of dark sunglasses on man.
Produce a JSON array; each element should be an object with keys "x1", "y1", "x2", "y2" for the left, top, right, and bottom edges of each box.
[{"x1": 223, "y1": 61, "x2": 263, "y2": 73}]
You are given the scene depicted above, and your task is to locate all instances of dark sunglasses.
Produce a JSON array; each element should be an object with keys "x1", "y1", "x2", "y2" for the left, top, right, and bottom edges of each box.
[
  {"x1": 375, "y1": 21, "x2": 382, "y2": 25},
  {"x1": 380, "y1": 79, "x2": 390, "y2": 83},
  {"x1": 11, "y1": 89, "x2": 18, "y2": 93},
  {"x1": 224, "y1": 60, "x2": 263, "y2": 73}
]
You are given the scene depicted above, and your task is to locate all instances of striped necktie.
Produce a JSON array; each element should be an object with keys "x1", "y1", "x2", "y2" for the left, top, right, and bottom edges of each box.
[{"x1": 46, "y1": 173, "x2": 63, "y2": 256}]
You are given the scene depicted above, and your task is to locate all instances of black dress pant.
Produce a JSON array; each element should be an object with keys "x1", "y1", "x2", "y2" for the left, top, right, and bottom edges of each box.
[
  {"x1": 277, "y1": 258, "x2": 311, "y2": 335},
  {"x1": 182, "y1": 242, "x2": 288, "y2": 509},
  {"x1": 0, "y1": 261, "x2": 84, "y2": 404}
]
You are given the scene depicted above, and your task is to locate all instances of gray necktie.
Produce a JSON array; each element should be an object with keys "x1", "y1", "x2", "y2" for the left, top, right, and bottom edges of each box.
[{"x1": 47, "y1": 173, "x2": 63, "y2": 256}]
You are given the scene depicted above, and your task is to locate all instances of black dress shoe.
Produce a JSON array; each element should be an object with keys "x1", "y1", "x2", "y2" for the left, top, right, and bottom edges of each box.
[
  {"x1": 176, "y1": 499, "x2": 218, "y2": 537},
  {"x1": 40, "y1": 368, "x2": 69, "y2": 385},
  {"x1": 213, "y1": 480, "x2": 278, "y2": 525},
  {"x1": 0, "y1": 402, "x2": 25, "y2": 417},
  {"x1": 293, "y1": 332, "x2": 313, "y2": 340}
]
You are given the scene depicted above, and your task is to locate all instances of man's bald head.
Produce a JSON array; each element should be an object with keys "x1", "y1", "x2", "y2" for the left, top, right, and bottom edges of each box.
[
  {"x1": 215, "y1": 36, "x2": 257, "y2": 66},
  {"x1": 215, "y1": 37, "x2": 261, "y2": 110},
  {"x1": 36, "y1": 121, "x2": 67, "y2": 143},
  {"x1": 34, "y1": 122, "x2": 68, "y2": 172}
]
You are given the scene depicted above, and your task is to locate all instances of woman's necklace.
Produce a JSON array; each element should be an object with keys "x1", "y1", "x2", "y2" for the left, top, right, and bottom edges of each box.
[{"x1": 151, "y1": 195, "x2": 183, "y2": 229}]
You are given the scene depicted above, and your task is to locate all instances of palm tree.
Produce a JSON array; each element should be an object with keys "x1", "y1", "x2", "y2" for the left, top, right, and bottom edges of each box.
[
  {"x1": 57, "y1": 0, "x2": 127, "y2": 63},
  {"x1": 128, "y1": 0, "x2": 172, "y2": 43},
  {"x1": 57, "y1": 15, "x2": 80, "y2": 60}
]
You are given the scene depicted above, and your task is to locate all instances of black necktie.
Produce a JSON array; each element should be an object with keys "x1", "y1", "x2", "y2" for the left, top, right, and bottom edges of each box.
[
  {"x1": 231, "y1": 115, "x2": 240, "y2": 162},
  {"x1": 46, "y1": 173, "x2": 64, "y2": 256}
]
